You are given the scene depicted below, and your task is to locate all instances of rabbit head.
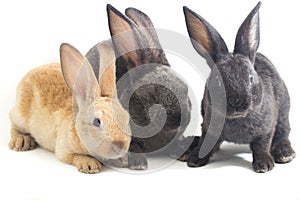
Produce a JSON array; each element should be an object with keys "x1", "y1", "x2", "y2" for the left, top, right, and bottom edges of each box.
[
  {"x1": 60, "y1": 42, "x2": 131, "y2": 160},
  {"x1": 184, "y1": 2, "x2": 263, "y2": 118}
]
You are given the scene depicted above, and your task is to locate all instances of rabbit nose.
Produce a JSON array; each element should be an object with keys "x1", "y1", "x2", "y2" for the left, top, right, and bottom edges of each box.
[
  {"x1": 112, "y1": 141, "x2": 125, "y2": 150},
  {"x1": 228, "y1": 96, "x2": 244, "y2": 108}
]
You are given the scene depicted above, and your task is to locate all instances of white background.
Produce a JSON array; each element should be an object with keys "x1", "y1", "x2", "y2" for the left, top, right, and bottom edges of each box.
[{"x1": 0, "y1": 0, "x2": 299, "y2": 199}]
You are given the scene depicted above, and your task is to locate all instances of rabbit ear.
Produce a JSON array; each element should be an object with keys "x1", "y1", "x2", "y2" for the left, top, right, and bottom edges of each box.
[
  {"x1": 234, "y1": 2, "x2": 261, "y2": 63},
  {"x1": 125, "y1": 7, "x2": 170, "y2": 66},
  {"x1": 183, "y1": 6, "x2": 228, "y2": 63},
  {"x1": 97, "y1": 42, "x2": 116, "y2": 98},
  {"x1": 60, "y1": 43, "x2": 98, "y2": 100},
  {"x1": 107, "y1": 4, "x2": 144, "y2": 70}
]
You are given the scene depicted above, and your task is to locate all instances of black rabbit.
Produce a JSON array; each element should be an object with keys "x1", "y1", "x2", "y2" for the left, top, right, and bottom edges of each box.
[
  {"x1": 86, "y1": 5, "x2": 191, "y2": 169},
  {"x1": 182, "y1": 2, "x2": 295, "y2": 172}
]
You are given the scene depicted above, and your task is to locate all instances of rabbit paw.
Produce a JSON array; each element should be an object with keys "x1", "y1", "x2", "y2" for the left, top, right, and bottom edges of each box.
[
  {"x1": 187, "y1": 154, "x2": 209, "y2": 167},
  {"x1": 272, "y1": 140, "x2": 296, "y2": 163},
  {"x1": 252, "y1": 154, "x2": 274, "y2": 173},
  {"x1": 9, "y1": 134, "x2": 37, "y2": 151},
  {"x1": 170, "y1": 148, "x2": 190, "y2": 162},
  {"x1": 170, "y1": 136, "x2": 201, "y2": 162},
  {"x1": 128, "y1": 153, "x2": 148, "y2": 170},
  {"x1": 74, "y1": 155, "x2": 102, "y2": 174}
]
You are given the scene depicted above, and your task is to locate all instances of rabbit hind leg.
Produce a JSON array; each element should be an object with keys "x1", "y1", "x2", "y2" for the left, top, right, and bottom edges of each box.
[{"x1": 271, "y1": 113, "x2": 296, "y2": 163}]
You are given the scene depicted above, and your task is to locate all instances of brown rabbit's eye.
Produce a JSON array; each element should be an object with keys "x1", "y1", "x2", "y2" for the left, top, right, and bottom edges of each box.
[{"x1": 93, "y1": 118, "x2": 101, "y2": 127}]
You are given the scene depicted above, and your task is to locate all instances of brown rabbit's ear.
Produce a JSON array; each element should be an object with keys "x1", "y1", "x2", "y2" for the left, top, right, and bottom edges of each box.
[
  {"x1": 60, "y1": 43, "x2": 98, "y2": 100},
  {"x1": 97, "y1": 42, "x2": 116, "y2": 98},
  {"x1": 107, "y1": 4, "x2": 144, "y2": 70},
  {"x1": 183, "y1": 6, "x2": 228, "y2": 63},
  {"x1": 234, "y1": 2, "x2": 261, "y2": 63},
  {"x1": 125, "y1": 7, "x2": 169, "y2": 66}
]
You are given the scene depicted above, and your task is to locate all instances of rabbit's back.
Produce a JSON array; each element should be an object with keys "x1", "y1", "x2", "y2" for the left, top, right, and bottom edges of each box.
[
  {"x1": 10, "y1": 63, "x2": 73, "y2": 151},
  {"x1": 255, "y1": 53, "x2": 290, "y2": 103}
]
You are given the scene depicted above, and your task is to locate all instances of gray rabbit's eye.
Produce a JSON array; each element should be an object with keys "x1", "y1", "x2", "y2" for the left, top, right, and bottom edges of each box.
[
  {"x1": 93, "y1": 118, "x2": 101, "y2": 127},
  {"x1": 216, "y1": 75, "x2": 221, "y2": 86},
  {"x1": 249, "y1": 75, "x2": 254, "y2": 85}
]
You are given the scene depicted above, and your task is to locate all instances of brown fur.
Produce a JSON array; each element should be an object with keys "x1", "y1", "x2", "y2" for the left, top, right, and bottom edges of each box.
[
  {"x1": 9, "y1": 42, "x2": 131, "y2": 174},
  {"x1": 185, "y1": 11, "x2": 211, "y2": 54}
]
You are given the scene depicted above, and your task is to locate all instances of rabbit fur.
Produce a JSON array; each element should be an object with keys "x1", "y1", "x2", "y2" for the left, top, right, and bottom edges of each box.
[
  {"x1": 9, "y1": 42, "x2": 131, "y2": 173},
  {"x1": 182, "y1": 2, "x2": 295, "y2": 172}
]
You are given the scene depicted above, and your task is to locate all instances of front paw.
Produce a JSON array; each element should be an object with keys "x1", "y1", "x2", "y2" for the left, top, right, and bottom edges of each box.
[
  {"x1": 170, "y1": 136, "x2": 201, "y2": 162},
  {"x1": 252, "y1": 154, "x2": 274, "y2": 173},
  {"x1": 187, "y1": 154, "x2": 210, "y2": 167},
  {"x1": 128, "y1": 153, "x2": 148, "y2": 170},
  {"x1": 74, "y1": 156, "x2": 102, "y2": 174},
  {"x1": 272, "y1": 140, "x2": 296, "y2": 163},
  {"x1": 170, "y1": 148, "x2": 190, "y2": 162}
]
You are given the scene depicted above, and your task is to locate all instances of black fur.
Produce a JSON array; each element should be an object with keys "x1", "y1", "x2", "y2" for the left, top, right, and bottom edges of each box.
[{"x1": 183, "y1": 2, "x2": 295, "y2": 172}]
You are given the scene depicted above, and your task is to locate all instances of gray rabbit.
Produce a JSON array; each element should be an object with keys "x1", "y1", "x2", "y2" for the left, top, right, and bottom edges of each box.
[
  {"x1": 181, "y1": 2, "x2": 295, "y2": 172},
  {"x1": 86, "y1": 5, "x2": 191, "y2": 169}
]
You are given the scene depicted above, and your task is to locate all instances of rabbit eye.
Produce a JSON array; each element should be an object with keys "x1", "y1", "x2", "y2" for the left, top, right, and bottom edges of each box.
[
  {"x1": 216, "y1": 75, "x2": 221, "y2": 86},
  {"x1": 93, "y1": 118, "x2": 101, "y2": 127},
  {"x1": 249, "y1": 75, "x2": 254, "y2": 85}
]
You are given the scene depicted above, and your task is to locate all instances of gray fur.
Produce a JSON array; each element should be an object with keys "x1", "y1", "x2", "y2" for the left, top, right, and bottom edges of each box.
[{"x1": 183, "y1": 2, "x2": 295, "y2": 172}]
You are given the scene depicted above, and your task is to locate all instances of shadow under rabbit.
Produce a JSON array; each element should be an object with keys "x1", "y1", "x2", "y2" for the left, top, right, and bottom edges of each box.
[
  {"x1": 121, "y1": 143, "x2": 254, "y2": 172},
  {"x1": 202, "y1": 143, "x2": 253, "y2": 171}
]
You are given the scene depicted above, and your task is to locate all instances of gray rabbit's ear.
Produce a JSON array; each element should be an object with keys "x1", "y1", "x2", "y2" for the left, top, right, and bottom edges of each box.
[
  {"x1": 125, "y1": 7, "x2": 170, "y2": 66},
  {"x1": 107, "y1": 4, "x2": 145, "y2": 70},
  {"x1": 183, "y1": 6, "x2": 228, "y2": 63},
  {"x1": 234, "y1": 2, "x2": 261, "y2": 63}
]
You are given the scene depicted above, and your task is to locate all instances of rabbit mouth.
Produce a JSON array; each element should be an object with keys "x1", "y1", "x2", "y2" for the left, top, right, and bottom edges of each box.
[
  {"x1": 227, "y1": 112, "x2": 247, "y2": 119},
  {"x1": 163, "y1": 128, "x2": 180, "y2": 134},
  {"x1": 110, "y1": 150, "x2": 127, "y2": 160},
  {"x1": 105, "y1": 147, "x2": 128, "y2": 160},
  {"x1": 163, "y1": 126, "x2": 186, "y2": 135}
]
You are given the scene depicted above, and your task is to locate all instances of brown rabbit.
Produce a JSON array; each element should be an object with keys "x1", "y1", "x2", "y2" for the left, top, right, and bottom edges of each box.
[{"x1": 9, "y1": 42, "x2": 131, "y2": 173}]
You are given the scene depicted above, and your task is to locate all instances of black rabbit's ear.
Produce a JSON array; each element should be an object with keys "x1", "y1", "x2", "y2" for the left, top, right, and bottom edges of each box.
[
  {"x1": 183, "y1": 6, "x2": 228, "y2": 63},
  {"x1": 107, "y1": 4, "x2": 145, "y2": 70},
  {"x1": 234, "y1": 2, "x2": 261, "y2": 63},
  {"x1": 125, "y1": 7, "x2": 170, "y2": 66}
]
